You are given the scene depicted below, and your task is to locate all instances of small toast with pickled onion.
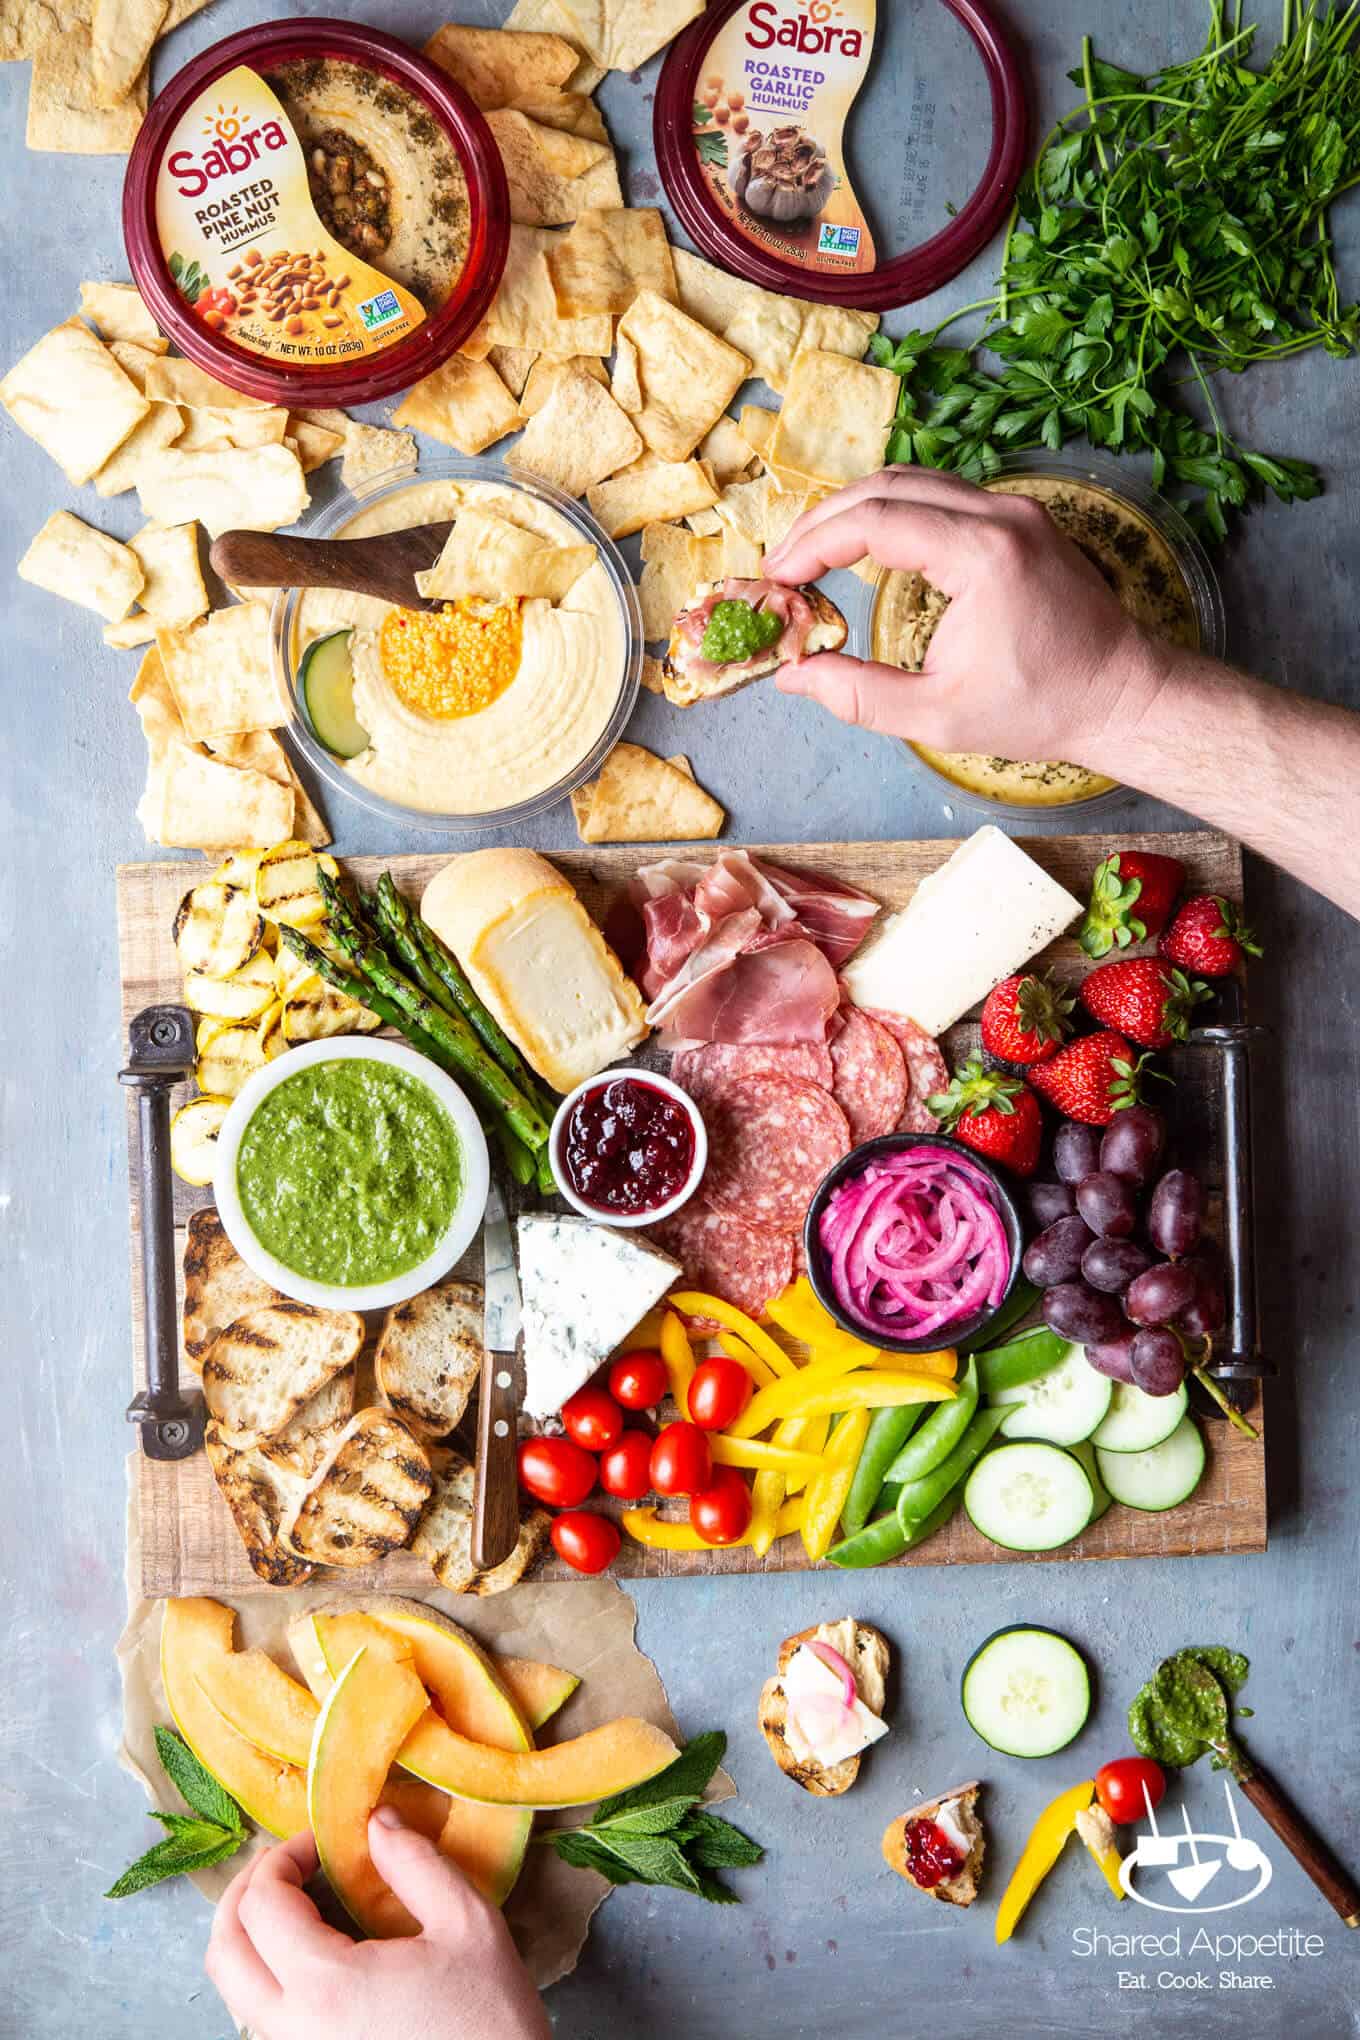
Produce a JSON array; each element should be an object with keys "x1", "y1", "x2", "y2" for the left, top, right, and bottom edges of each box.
[{"x1": 758, "y1": 1618, "x2": 889, "y2": 1797}]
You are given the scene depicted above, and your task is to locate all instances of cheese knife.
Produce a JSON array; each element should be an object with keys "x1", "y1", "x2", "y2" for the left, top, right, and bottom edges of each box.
[
  {"x1": 473, "y1": 1180, "x2": 523, "y2": 1571},
  {"x1": 209, "y1": 524, "x2": 454, "y2": 614}
]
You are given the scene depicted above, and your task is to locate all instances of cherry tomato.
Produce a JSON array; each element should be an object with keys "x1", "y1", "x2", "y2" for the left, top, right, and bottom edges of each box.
[
  {"x1": 609, "y1": 1349, "x2": 669, "y2": 1410},
  {"x1": 598, "y1": 1430, "x2": 656, "y2": 1502},
  {"x1": 517, "y1": 1435, "x2": 596, "y2": 1510},
  {"x1": 649, "y1": 1421, "x2": 712, "y2": 1498},
  {"x1": 550, "y1": 1511, "x2": 621, "y2": 1576},
  {"x1": 1095, "y1": 1756, "x2": 1167, "y2": 1825},
  {"x1": 689, "y1": 1466, "x2": 753, "y2": 1547},
  {"x1": 687, "y1": 1355, "x2": 753, "y2": 1431},
  {"x1": 561, "y1": 1385, "x2": 624, "y2": 1454}
]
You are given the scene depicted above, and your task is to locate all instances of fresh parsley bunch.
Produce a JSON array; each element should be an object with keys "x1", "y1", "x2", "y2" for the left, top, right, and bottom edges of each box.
[
  {"x1": 106, "y1": 1727, "x2": 248, "y2": 1898},
  {"x1": 542, "y1": 1732, "x2": 762, "y2": 1903},
  {"x1": 871, "y1": 2, "x2": 1360, "y2": 539}
]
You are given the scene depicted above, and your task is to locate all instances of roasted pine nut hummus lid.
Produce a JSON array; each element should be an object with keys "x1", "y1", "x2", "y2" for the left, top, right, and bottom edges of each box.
[
  {"x1": 123, "y1": 18, "x2": 509, "y2": 406},
  {"x1": 654, "y1": 0, "x2": 1028, "y2": 311}
]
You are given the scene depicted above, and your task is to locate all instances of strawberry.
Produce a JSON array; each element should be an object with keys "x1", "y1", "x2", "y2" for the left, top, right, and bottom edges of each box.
[
  {"x1": 928, "y1": 1057, "x2": 1044, "y2": 1177},
  {"x1": 1158, "y1": 893, "x2": 1262, "y2": 977},
  {"x1": 1027, "y1": 1031, "x2": 1152, "y2": 1126},
  {"x1": 980, "y1": 971, "x2": 1074, "y2": 1068},
  {"x1": 1079, "y1": 850, "x2": 1186, "y2": 957},
  {"x1": 1078, "y1": 958, "x2": 1212, "y2": 1050}
]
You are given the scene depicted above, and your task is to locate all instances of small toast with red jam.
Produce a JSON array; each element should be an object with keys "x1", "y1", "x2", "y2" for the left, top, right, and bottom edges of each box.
[{"x1": 882, "y1": 1783, "x2": 985, "y2": 1907}]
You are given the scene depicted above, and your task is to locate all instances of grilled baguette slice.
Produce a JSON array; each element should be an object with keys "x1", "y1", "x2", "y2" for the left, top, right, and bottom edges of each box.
[
  {"x1": 411, "y1": 1456, "x2": 551, "y2": 1596},
  {"x1": 201, "y1": 1301, "x2": 364, "y2": 1440},
  {"x1": 182, "y1": 1207, "x2": 280, "y2": 1377},
  {"x1": 882, "y1": 1782, "x2": 985, "y2": 1907},
  {"x1": 758, "y1": 1618, "x2": 889, "y2": 1797},
  {"x1": 204, "y1": 1421, "x2": 314, "y2": 1588},
  {"x1": 663, "y1": 581, "x2": 847, "y2": 705},
  {"x1": 255, "y1": 1366, "x2": 356, "y2": 1482},
  {"x1": 279, "y1": 1409, "x2": 433, "y2": 1567},
  {"x1": 375, "y1": 1277, "x2": 482, "y2": 1440}
]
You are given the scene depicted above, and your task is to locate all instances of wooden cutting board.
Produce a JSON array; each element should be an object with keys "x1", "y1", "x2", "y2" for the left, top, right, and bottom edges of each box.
[{"x1": 117, "y1": 832, "x2": 1266, "y2": 1595}]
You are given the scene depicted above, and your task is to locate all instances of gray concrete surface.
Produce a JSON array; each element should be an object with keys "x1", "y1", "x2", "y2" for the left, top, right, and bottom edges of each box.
[{"x1": 1, "y1": 3, "x2": 1357, "y2": 2036}]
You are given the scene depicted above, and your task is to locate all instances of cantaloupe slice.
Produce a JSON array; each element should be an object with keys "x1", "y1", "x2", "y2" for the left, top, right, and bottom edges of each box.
[
  {"x1": 399, "y1": 1714, "x2": 679, "y2": 1809},
  {"x1": 160, "y1": 1598, "x2": 308, "y2": 1838},
  {"x1": 379, "y1": 1775, "x2": 450, "y2": 1841},
  {"x1": 309, "y1": 1647, "x2": 432, "y2": 1939},
  {"x1": 496, "y1": 1657, "x2": 580, "y2": 1731},
  {"x1": 195, "y1": 1648, "x2": 319, "y2": 1769}
]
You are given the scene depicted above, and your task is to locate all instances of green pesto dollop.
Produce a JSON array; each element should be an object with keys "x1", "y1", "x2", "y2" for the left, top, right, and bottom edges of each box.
[
  {"x1": 700, "y1": 598, "x2": 783, "y2": 665},
  {"x1": 237, "y1": 1059, "x2": 463, "y2": 1287},
  {"x1": 1128, "y1": 1646, "x2": 1250, "y2": 1768}
]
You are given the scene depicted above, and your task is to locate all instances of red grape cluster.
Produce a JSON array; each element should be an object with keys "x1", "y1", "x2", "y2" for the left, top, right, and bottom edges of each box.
[{"x1": 1021, "y1": 1106, "x2": 1224, "y2": 1397}]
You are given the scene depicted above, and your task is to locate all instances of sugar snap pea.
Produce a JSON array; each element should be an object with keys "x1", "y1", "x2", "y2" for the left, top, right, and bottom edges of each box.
[
  {"x1": 840, "y1": 1404, "x2": 925, "y2": 1539},
  {"x1": 975, "y1": 1326, "x2": 1069, "y2": 1399},
  {"x1": 826, "y1": 1483, "x2": 963, "y2": 1569},
  {"x1": 882, "y1": 1354, "x2": 979, "y2": 1485},
  {"x1": 895, "y1": 1405, "x2": 1008, "y2": 1527}
]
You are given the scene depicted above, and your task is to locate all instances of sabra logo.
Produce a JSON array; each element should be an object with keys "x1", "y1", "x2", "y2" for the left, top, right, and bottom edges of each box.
[
  {"x1": 168, "y1": 100, "x2": 289, "y2": 197},
  {"x1": 745, "y1": 0, "x2": 863, "y2": 58}
]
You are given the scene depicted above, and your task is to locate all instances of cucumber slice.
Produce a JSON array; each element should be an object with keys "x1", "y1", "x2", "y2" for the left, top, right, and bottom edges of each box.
[
  {"x1": 1090, "y1": 1377, "x2": 1188, "y2": 1453},
  {"x1": 964, "y1": 1441, "x2": 1093, "y2": 1552},
  {"x1": 1067, "y1": 1440, "x2": 1112, "y2": 1524},
  {"x1": 1097, "y1": 1416, "x2": 1205, "y2": 1511},
  {"x1": 990, "y1": 1341, "x2": 1112, "y2": 1445},
  {"x1": 299, "y1": 630, "x2": 369, "y2": 758},
  {"x1": 961, "y1": 1625, "x2": 1091, "y2": 1758}
]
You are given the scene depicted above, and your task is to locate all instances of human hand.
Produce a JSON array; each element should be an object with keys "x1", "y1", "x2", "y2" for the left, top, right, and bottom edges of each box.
[
  {"x1": 764, "y1": 468, "x2": 1168, "y2": 768},
  {"x1": 206, "y1": 1813, "x2": 551, "y2": 2040}
]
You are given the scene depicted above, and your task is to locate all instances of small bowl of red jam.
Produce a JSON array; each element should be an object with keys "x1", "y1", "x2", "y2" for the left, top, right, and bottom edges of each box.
[{"x1": 551, "y1": 1072, "x2": 706, "y2": 1228}]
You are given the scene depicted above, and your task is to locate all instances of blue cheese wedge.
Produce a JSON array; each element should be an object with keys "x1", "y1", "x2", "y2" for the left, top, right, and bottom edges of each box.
[
  {"x1": 840, "y1": 825, "x2": 1081, "y2": 1035},
  {"x1": 518, "y1": 1214, "x2": 680, "y2": 1420}
]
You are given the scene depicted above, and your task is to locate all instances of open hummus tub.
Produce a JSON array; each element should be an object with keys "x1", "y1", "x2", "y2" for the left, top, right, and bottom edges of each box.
[{"x1": 273, "y1": 461, "x2": 643, "y2": 830}]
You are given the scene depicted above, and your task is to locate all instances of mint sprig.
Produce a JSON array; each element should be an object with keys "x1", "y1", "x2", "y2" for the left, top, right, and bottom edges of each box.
[
  {"x1": 106, "y1": 1729, "x2": 248, "y2": 1899},
  {"x1": 541, "y1": 1733, "x2": 762, "y2": 1904}
]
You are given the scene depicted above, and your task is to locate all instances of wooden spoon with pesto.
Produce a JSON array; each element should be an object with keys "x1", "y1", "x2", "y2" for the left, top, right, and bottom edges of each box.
[{"x1": 1130, "y1": 1648, "x2": 1360, "y2": 1925}]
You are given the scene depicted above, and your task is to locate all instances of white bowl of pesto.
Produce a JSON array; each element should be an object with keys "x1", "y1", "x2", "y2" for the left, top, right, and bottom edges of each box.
[{"x1": 213, "y1": 1038, "x2": 490, "y2": 1312}]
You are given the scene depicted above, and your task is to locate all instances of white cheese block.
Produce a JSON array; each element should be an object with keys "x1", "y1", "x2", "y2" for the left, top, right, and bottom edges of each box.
[
  {"x1": 840, "y1": 825, "x2": 1082, "y2": 1036},
  {"x1": 781, "y1": 1643, "x2": 890, "y2": 1769},
  {"x1": 518, "y1": 1214, "x2": 680, "y2": 1420}
]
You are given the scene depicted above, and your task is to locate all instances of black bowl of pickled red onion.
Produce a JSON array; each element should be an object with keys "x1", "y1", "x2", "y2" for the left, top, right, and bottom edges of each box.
[
  {"x1": 550, "y1": 1071, "x2": 707, "y2": 1228},
  {"x1": 804, "y1": 1134, "x2": 1022, "y2": 1354}
]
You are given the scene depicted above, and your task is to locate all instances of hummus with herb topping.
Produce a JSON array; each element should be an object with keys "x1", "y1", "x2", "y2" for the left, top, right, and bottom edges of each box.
[
  {"x1": 873, "y1": 472, "x2": 1201, "y2": 809},
  {"x1": 294, "y1": 481, "x2": 626, "y2": 816},
  {"x1": 263, "y1": 58, "x2": 470, "y2": 310}
]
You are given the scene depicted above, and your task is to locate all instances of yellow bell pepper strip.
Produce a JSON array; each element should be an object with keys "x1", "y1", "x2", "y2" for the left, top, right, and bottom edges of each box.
[
  {"x1": 734, "y1": 1368, "x2": 957, "y2": 1437},
  {"x1": 716, "y1": 1330, "x2": 777, "y2": 1387},
  {"x1": 1075, "y1": 1804, "x2": 1126, "y2": 1901},
  {"x1": 996, "y1": 1782, "x2": 1096, "y2": 1944},
  {"x1": 666, "y1": 1290, "x2": 796, "y2": 1378},
  {"x1": 709, "y1": 1435, "x2": 825, "y2": 1478},
  {"x1": 780, "y1": 1412, "x2": 829, "y2": 1496},
  {"x1": 774, "y1": 1496, "x2": 803, "y2": 1536},
  {"x1": 725, "y1": 1347, "x2": 886, "y2": 1437},
  {"x1": 800, "y1": 1407, "x2": 870, "y2": 1561},
  {"x1": 659, "y1": 1310, "x2": 695, "y2": 1417},
  {"x1": 872, "y1": 1346, "x2": 957, "y2": 1379},
  {"x1": 747, "y1": 1466, "x2": 785, "y2": 1557},
  {"x1": 625, "y1": 1306, "x2": 669, "y2": 1352},
  {"x1": 622, "y1": 1496, "x2": 805, "y2": 1551},
  {"x1": 766, "y1": 1275, "x2": 879, "y2": 1361}
]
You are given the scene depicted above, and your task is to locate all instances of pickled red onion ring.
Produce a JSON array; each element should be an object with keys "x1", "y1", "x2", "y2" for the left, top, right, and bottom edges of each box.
[
  {"x1": 806, "y1": 1640, "x2": 857, "y2": 1705},
  {"x1": 818, "y1": 1144, "x2": 1011, "y2": 1340}
]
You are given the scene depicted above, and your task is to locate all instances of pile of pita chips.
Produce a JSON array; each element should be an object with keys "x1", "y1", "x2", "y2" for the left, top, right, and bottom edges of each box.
[
  {"x1": 15, "y1": 0, "x2": 215, "y2": 155},
  {"x1": 571, "y1": 742, "x2": 723, "y2": 843}
]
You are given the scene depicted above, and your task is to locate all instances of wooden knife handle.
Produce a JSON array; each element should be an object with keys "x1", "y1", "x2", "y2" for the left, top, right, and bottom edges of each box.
[
  {"x1": 1238, "y1": 1766, "x2": 1360, "y2": 1924},
  {"x1": 208, "y1": 523, "x2": 451, "y2": 602},
  {"x1": 472, "y1": 1342, "x2": 522, "y2": 1572}
]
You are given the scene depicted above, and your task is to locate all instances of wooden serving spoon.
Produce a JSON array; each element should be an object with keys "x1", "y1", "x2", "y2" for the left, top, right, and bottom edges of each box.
[{"x1": 209, "y1": 523, "x2": 454, "y2": 613}]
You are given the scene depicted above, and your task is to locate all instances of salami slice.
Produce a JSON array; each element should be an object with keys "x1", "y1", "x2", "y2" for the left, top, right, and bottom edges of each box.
[
  {"x1": 671, "y1": 1037, "x2": 835, "y2": 1100},
  {"x1": 829, "y1": 1008, "x2": 908, "y2": 1142},
  {"x1": 649, "y1": 1202, "x2": 795, "y2": 1319},
  {"x1": 861, "y1": 1008, "x2": 950, "y2": 1134},
  {"x1": 699, "y1": 1073, "x2": 851, "y2": 1230}
]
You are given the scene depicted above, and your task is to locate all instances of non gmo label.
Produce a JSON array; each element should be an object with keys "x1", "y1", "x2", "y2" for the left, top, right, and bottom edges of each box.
[
  {"x1": 154, "y1": 64, "x2": 426, "y2": 366},
  {"x1": 688, "y1": 0, "x2": 878, "y2": 275}
]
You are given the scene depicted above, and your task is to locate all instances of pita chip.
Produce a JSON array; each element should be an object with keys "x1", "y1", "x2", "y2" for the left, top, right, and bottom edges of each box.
[
  {"x1": 503, "y1": 0, "x2": 605, "y2": 91},
  {"x1": 26, "y1": 23, "x2": 148, "y2": 153},
  {"x1": 286, "y1": 417, "x2": 345, "y2": 472},
  {"x1": 104, "y1": 613, "x2": 157, "y2": 649},
  {"x1": 136, "y1": 444, "x2": 308, "y2": 537},
  {"x1": 672, "y1": 248, "x2": 878, "y2": 395},
  {"x1": 771, "y1": 348, "x2": 898, "y2": 486},
  {"x1": 91, "y1": 398, "x2": 184, "y2": 496},
  {"x1": 511, "y1": 88, "x2": 608, "y2": 142},
  {"x1": 90, "y1": 0, "x2": 168, "y2": 108},
  {"x1": 548, "y1": 0, "x2": 704, "y2": 73},
  {"x1": 158, "y1": 602, "x2": 280, "y2": 741},
  {"x1": 638, "y1": 518, "x2": 699, "y2": 640},
  {"x1": 586, "y1": 458, "x2": 718, "y2": 539},
  {"x1": 392, "y1": 355, "x2": 521, "y2": 455},
  {"x1": 614, "y1": 289, "x2": 750, "y2": 460},
  {"x1": 1, "y1": 315, "x2": 148, "y2": 482},
  {"x1": 574, "y1": 742, "x2": 723, "y2": 844},
  {"x1": 546, "y1": 206, "x2": 675, "y2": 317},
  {"x1": 506, "y1": 369, "x2": 642, "y2": 497},
  {"x1": 334, "y1": 420, "x2": 416, "y2": 490},
  {"x1": 485, "y1": 107, "x2": 620, "y2": 226},
  {"x1": 486, "y1": 343, "x2": 538, "y2": 399},
  {"x1": 422, "y1": 21, "x2": 577, "y2": 106},
  {"x1": 416, "y1": 506, "x2": 595, "y2": 602},
  {"x1": 468, "y1": 224, "x2": 612, "y2": 356},
  {"x1": 18, "y1": 509, "x2": 144, "y2": 620},
  {"x1": 697, "y1": 412, "x2": 757, "y2": 485},
  {"x1": 78, "y1": 278, "x2": 164, "y2": 348},
  {"x1": 145, "y1": 357, "x2": 273, "y2": 410},
  {"x1": 127, "y1": 521, "x2": 210, "y2": 628},
  {"x1": 519, "y1": 351, "x2": 606, "y2": 416},
  {"x1": 106, "y1": 338, "x2": 166, "y2": 390},
  {"x1": 156, "y1": 739, "x2": 296, "y2": 851}
]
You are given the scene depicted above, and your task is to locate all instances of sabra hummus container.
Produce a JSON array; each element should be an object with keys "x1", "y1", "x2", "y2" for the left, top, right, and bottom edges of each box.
[
  {"x1": 123, "y1": 19, "x2": 509, "y2": 406},
  {"x1": 654, "y1": 0, "x2": 1027, "y2": 309},
  {"x1": 273, "y1": 457, "x2": 644, "y2": 834},
  {"x1": 861, "y1": 452, "x2": 1226, "y2": 818}
]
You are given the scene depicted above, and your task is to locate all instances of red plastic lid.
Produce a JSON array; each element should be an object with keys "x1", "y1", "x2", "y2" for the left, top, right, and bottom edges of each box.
[
  {"x1": 654, "y1": 0, "x2": 1027, "y2": 311},
  {"x1": 123, "y1": 19, "x2": 509, "y2": 407}
]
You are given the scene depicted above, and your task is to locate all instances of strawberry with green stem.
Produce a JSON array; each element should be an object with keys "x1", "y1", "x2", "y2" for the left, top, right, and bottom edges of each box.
[
  {"x1": 929, "y1": 1057, "x2": 1044, "y2": 1177},
  {"x1": 980, "y1": 971, "x2": 1074, "y2": 1068},
  {"x1": 1027, "y1": 1030, "x2": 1157, "y2": 1127},
  {"x1": 1079, "y1": 958, "x2": 1212, "y2": 1050},
  {"x1": 1079, "y1": 850, "x2": 1186, "y2": 957},
  {"x1": 1159, "y1": 894, "x2": 1262, "y2": 977}
]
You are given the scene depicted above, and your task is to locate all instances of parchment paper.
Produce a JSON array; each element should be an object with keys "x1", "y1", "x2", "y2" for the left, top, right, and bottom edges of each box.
[{"x1": 116, "y1": 1459, "x2": 708, "y2": 1990}]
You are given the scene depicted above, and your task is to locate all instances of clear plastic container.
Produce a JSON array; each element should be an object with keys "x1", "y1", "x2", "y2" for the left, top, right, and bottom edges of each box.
[
  {"x1": 272, "y1": 457, "x2": 644, "y2": 834},
  {"x1": 123, "y1": 19, "x2": 509, "y2": 407},
  {"x1": 856, "y1": 452, "x2": 1226, "y2": 819}
]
